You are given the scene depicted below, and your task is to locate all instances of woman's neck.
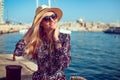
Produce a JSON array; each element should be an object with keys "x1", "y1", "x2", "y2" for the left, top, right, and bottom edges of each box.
[
  {"x1": 44, "y1": 29, "x2": 49, "y2": 38},
  {"x1": 44, "y1": 29, "x2": 54, "y2": 40}
]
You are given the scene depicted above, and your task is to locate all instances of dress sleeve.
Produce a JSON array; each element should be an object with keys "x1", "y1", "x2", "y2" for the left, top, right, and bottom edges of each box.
[
  {"x1": 54, "y1": 34, "x2": 71, "y2": 68},
  {"x1": 13, "y1": 39, "x2": 26, "y2": 56}
]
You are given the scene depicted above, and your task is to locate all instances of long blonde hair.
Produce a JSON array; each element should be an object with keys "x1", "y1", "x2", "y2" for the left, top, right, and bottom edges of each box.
[
  {"x1": 22, "y1": 17, "x2": 55, "y2": 59},
  {"x1": 22, "y1": 18, "x2": 42, "y2": 59}
]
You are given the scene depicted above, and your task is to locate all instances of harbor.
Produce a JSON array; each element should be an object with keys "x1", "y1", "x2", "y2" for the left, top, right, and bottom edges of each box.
[{"x1": 0, "y1": 0, "x2": 120, "y2": 80}]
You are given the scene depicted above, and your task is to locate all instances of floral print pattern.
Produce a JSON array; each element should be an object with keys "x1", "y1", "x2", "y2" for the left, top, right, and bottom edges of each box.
[{"x1": 14, "y1": 33, "x2": 71, "y2": 80}]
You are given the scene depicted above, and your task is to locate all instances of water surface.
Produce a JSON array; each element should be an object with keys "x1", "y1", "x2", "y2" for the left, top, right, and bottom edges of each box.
[{"x1": 0, "y1": 32, "x2": 120, "y2": 80}]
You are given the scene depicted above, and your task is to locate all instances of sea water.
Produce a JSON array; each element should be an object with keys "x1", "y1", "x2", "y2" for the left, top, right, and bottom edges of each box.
[{"x1": 0, "y1": 31, "x2": 120, "y2": 80}]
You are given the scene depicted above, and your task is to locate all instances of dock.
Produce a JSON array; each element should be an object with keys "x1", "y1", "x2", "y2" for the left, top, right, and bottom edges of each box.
[
  {"x1": 0, "y1": 54, "x2": 37, "y2": 80},
  {"x1": 0, "y1": 54, "x2": 86, "y2": 80}
]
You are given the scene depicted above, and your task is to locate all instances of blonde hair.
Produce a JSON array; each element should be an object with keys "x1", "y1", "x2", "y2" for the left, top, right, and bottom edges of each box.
[
  {"x1": 23, "y1": 18, "x2": 42, "y2": 59},
  {"x1": 22, "y1": 16, "x2": 55, "y2": 59}
]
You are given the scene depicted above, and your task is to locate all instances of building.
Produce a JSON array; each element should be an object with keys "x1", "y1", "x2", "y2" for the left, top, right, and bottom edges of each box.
[{"x1": 0, "y1": 0, "x2": 4, "y2": 24}]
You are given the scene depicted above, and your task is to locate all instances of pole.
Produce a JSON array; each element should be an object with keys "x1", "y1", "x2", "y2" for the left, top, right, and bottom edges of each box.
[
  {"x1": 48, "y1": 0, "x2": 51, "y2": 7},
  {"x1": 36, "y1": 0, "x2": 39, "y2": 8}
]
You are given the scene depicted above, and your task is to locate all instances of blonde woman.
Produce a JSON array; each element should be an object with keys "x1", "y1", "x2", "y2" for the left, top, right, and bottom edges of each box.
[{"x1": 13, "y1": 5, "x2": 71, "y2": 80}]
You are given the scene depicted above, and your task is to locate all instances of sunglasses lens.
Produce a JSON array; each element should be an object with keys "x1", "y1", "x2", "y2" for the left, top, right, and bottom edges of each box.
[
  {"x1": 43, "y1": 13, "x2": 57, "y2": 22},
  {"x1": 43, "y1": 16, "x2": 50, "y2": 22},
  {"x1": 51, "y1": 14, "x2": 57, "y2": 20}
]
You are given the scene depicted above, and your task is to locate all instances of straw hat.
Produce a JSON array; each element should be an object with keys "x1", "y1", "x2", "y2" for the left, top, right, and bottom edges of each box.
[{"x1": 33, "y1": 5, "x2": 63, "y2": 25}]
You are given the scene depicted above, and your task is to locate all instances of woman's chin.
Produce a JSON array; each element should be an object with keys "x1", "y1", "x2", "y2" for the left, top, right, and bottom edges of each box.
[{"x1": 50, "y1": 27, "x2": 56, "y2": 30}]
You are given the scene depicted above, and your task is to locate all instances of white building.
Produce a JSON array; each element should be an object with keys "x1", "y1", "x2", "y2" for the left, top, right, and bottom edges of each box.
[{"x1": 0, "y1": 0, "x2": 4, "y2": 24}]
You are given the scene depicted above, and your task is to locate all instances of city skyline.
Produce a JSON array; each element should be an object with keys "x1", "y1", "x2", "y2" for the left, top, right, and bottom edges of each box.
[{"x1": 3, "y1": 0, "x2": 120, "y2": 24}]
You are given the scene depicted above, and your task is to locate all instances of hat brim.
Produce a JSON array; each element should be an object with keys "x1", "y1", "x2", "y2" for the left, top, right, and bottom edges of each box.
[{"x1": 33, "y1": 8, "x2": 63, "y2": 25}]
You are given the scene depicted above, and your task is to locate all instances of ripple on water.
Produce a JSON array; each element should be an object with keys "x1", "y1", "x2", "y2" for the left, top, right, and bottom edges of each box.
[{"x1": 1, "y1": 32, "x2": 120, "y2": 80}]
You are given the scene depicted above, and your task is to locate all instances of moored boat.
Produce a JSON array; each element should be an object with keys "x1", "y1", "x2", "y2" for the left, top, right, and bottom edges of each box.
[
  {"x1": 103, "y1": 27, "x2": 120, "y2": 34},
  {"x1": 19, "y1": 29, "x2": 28, "y2": 34}
]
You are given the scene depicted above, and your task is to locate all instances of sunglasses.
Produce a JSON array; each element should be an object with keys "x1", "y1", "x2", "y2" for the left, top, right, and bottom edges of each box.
[{"x1": 43, "y1": 13, "x2": 57, "y2": 22}]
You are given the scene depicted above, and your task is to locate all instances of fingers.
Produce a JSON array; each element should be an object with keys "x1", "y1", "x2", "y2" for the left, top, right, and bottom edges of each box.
[
  {"x1": 13, "y1": 54, "x2": 16, "y2": 61},
  {"x1": 54, "y1": 26, "x2": 60, "y2": 41}
]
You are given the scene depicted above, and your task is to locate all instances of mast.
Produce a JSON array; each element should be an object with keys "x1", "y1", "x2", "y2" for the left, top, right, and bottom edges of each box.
[
  {"x1": 36, "y1": 0, "x2": 51, "y2": 8},
  {"x1": 36, "y1": 0, "x2": 39, "y2": 8},
  {"x1": 48, "y1": 0, "x2": 51, "y2": 7}
]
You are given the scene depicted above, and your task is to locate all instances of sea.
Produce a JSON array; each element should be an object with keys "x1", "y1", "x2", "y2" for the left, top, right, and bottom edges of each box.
[{"x1": 0, "y1": 31, "x2": 120, "y2": 80}]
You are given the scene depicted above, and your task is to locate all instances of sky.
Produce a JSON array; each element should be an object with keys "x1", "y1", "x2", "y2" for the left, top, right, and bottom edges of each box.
[{"x1": 3, "y1": 0, "x2": 120, "y2": 24}]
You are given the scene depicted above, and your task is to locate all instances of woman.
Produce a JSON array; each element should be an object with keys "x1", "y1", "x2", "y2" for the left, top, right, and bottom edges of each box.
[{"x1": 13, "y1": 5, "x2": 71, "y2": 80}]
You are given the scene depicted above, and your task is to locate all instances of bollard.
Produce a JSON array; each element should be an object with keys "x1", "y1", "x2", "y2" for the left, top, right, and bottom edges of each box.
[
  {"x1": 70, "y1": 76, "x2": 87, "y2": 80},
  {"x1": 6, "y1": 65, "x2": 22, "y2": 80}
]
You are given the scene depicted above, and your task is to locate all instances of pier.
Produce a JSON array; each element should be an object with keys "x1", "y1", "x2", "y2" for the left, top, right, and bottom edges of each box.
[
  {"x1": 0, "y1": 54, "x2": 86, "y2": 80},
  {"x1": 0, "y1": 54, "x2": 37, "y2": 80}
]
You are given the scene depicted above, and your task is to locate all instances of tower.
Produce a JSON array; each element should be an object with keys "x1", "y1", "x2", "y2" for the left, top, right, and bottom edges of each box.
[{"x1": 0, "y1": 0, "x2": 4, "y2": 24}]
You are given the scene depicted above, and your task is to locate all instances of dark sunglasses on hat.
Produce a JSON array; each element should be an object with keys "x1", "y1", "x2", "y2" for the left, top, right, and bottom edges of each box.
[{"x1": 43, "y1": 13, "x2": 57, "y2": 22}]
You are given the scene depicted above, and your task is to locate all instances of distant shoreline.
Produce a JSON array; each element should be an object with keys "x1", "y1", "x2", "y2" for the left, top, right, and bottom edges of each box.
[
  {"x1": 0, "y1": 21, "x2": 120, "y2": 35},
  {"x1": 60, "y1": 21, "x2": 120, "y2": 32},
  {"x1": 0, "y1": 24, "x2": 28, "y2": 34}
]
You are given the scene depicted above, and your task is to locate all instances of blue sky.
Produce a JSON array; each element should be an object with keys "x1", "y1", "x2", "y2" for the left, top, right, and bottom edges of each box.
[{"x1": 3, "y1": 0, "x2": 120, "y2": 24}]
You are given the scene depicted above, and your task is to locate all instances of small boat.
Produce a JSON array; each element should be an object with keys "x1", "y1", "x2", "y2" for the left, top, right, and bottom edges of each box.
[
  {"x1": 19, "y1": 29, "x2": 28, "y2": 34},
  {"x1": 103, "y1": 27, "x2": 120, "y2": 34},
  {"x1": 60, "y1": 28, "x2": 71, "y2": 34}
]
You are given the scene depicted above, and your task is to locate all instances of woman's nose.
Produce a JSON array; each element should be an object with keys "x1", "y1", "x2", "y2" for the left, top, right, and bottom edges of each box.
[{"x1": 50, "y1": 17, "x2": 54, "y2": 22}]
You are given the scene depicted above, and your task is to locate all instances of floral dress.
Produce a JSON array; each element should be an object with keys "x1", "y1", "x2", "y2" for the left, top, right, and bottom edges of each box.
[{"x1": 14, "y1": 33, "x2": 71, "y2": 80}]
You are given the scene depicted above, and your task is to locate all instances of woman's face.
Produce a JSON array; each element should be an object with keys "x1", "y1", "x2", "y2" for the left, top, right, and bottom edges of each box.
[{"x1": 41, "y1": 12, "x2": 58, "y2": 31}]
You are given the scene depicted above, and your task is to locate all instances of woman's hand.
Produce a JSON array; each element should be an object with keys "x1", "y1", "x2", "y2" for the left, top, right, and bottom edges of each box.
[
  {"x1": 13, "y1": 54, "x2": 16, "y2": 61},
  {"x1": 53, "y1": 25, "x2": 62, "y2": 49},
  {"x1": 53, "y1": 25, "x2": 60, "y2": 41}
]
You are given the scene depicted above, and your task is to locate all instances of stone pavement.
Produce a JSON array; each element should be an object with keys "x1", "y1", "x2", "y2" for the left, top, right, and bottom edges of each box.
[{"x1": 0, "y1": 54, "x2": 37, "y2": 80}]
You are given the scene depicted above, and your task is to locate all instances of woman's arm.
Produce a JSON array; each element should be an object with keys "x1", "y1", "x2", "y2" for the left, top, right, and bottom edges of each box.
[
  {"x1": 13, "y1": 39, "x2": 26, "y2": 61},
  {"x1": 54, "y1": 33, "x2": 71, "y2": 68}
]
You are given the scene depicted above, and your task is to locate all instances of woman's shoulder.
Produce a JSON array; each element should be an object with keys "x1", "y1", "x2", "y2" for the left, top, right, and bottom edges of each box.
[
  {"x1": 16, "y1": 39, "x2": 26, "y2": 45},
  {"x1": 60, "y1": 32, "x2": 70, "y2": 37},
  {"x1": 59, "y1": 33, "x2": 70, "y2": 41}
]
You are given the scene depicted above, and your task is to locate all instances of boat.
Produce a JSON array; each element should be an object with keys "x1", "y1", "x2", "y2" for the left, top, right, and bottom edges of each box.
[
  {"x1": 60, "y1": 28, "x2": 71, "y2": 34},
  {"x1": 19, "y1": 27, "x2": 30, "y2": 34},
  {"x1": 103, "y1": 27, "x2": 120, "y2": 34},
  {"x1": 19, "y1": 29, "x2": 28, "y2": 34}
]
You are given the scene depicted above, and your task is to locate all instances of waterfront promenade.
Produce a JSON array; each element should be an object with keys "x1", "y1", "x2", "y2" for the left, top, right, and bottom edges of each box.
[{"x1": 0, "y1": 54, "x2": 37, "y2": 80}]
